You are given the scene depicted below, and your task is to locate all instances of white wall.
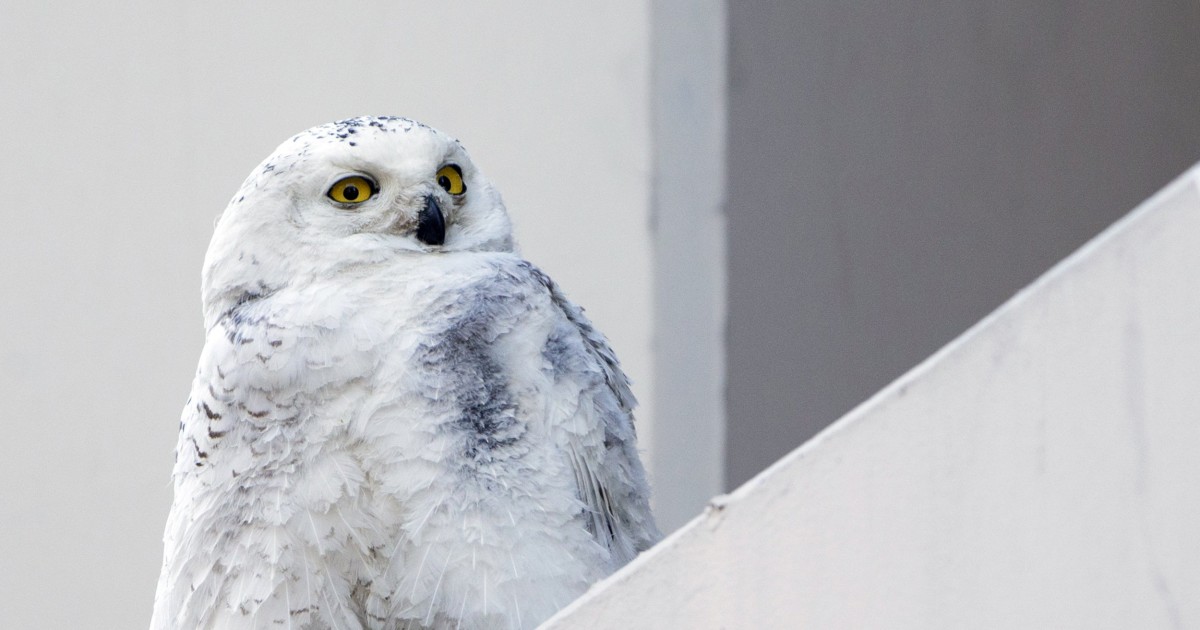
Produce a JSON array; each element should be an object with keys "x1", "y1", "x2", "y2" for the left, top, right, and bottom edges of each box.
[
  {"x1": 0, "y1": 3, "x2": 653, "y2": 628},
  {"x1": 544, "y1": 166, "x2": 1200, "y2": 628}
]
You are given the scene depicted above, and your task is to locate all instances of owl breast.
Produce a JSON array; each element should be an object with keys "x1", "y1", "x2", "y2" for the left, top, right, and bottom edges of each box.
[{"x1": 220, "y1": 252, "x2": 609, "y2": 628}]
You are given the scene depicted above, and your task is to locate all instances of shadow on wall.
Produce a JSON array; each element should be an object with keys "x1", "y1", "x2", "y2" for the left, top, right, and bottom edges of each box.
[{"x1": 722, "y1": 0, "x2": 1200, "y2": 488}]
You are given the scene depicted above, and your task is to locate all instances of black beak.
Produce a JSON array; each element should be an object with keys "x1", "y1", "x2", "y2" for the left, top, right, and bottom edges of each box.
[{"x1": 416, "y1": 195, "x2": 446, "y2": 246}]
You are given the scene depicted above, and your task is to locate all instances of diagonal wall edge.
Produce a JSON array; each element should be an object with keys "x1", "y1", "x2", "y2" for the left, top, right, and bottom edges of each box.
[{"x1": 543, "y1": 163, "x2": 1200, "y2": 629}]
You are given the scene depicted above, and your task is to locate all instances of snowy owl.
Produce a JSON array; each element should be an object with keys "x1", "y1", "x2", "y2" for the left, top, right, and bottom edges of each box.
[{"x1": 151, "y1": 117, "x2": 661, "y2": 630}]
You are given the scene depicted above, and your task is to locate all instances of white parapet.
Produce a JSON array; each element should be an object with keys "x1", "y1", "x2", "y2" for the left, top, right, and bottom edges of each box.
[{"x1": 543, "y1": 165, "x2": 1200, "y2": 629}]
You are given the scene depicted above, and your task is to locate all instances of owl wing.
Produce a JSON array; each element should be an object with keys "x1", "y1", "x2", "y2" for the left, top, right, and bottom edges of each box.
[
  {"x1": 152, "y1": 294, "x2": 367, "y2": 630},
  {"x1": 519, "y1": 262, "x2": 663, "y2": 565}
]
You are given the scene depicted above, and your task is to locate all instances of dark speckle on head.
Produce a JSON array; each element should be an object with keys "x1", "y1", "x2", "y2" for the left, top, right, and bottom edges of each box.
[{"x1": 313, "y1": 116, "x2": 435, "y2": 144}]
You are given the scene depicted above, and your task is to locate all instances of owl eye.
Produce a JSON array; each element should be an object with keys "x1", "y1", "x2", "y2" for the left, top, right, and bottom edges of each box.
[
  {"x1": 327, "y1": 175, "x2": 377, "y2": 204},
  {"x1": 436, "y1": 164, "x2": 466, "y2": 195}
]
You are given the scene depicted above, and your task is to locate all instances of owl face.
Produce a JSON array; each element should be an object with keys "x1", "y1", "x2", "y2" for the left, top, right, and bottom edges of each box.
[
  {"x1": 201, "y1": 117, "x2": 515, "y2": 324},
  {"x1": 286, "y1": 118, "x2": 511, "y2": 252},
  {"x1": 251, "y1": 117, "x2": 511, "y2": 252}
]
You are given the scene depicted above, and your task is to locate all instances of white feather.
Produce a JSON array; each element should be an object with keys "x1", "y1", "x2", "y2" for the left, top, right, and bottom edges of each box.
[{"x1": 152, "y1": 117, "x2": 660, "y2": 630}]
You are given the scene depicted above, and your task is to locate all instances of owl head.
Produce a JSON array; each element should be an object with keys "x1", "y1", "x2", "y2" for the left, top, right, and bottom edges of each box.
[{"x1": 201, "y1": 117, "x2": 514, "y2": 324}]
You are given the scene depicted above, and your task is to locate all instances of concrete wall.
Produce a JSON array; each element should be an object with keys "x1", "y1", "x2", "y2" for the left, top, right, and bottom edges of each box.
[
  {"x1": 545, "y1": 164, "x2": 1200, "y2": 629},
  {"x1": 648, "y1": 0, "x2": 728, "y2": 533},
  {"x1": 725, "y1": 0, "x2": 1200, "y2": 487},
  {"x1": 0, "y1": 3, "x2": 653, "y2": 627}
]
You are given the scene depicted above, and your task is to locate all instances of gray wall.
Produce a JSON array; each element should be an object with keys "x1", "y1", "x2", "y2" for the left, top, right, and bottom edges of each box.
[{"x1": 725, "y1": 2, "x2": 1200, "y2": 487}]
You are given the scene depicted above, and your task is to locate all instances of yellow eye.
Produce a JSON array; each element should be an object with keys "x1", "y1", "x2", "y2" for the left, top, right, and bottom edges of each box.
[
  {"x1": 327, "y1": 175, "x2": 376, "y2": 204},
  {"x1": 436, "y1": 164, "x2": 466, "y2": 195}
]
